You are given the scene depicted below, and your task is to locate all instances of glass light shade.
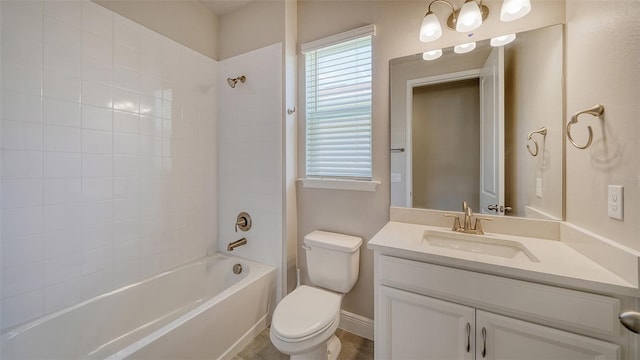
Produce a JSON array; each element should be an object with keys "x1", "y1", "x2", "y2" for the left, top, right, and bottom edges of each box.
[
  {"x1": 422, "y1": 49, "x2": 443, "y2": 61},
  {"x1": 454, "y1": 42, "x2": 476, "y2": 54},
  {"x1": 500, "y1": 0, "x2": 531, "y2": 22},
  {"x1": 420, "y1": 12, "x2": 443, "y2": 42},
  {"x1": 456, "y1": 0, "x2": 483, "y2": 32},
  {"x1": 490, "y1": 33, "x2": 516, "y2": 47}
]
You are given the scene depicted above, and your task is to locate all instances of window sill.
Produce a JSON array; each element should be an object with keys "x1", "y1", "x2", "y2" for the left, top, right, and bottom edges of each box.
[{"x1": 298, "y1": 178, "x2": 380, "y2": 192}]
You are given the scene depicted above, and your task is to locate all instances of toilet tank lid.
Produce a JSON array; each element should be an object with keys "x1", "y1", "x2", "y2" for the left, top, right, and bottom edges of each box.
[{"x1": 304, "y1": 231, "x2": 362, "y2": 252}]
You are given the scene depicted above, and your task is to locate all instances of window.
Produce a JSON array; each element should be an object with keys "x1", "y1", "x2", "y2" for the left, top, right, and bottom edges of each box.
[{"x1": 303, "y1": 25, "x2": 375, "y2": 180}]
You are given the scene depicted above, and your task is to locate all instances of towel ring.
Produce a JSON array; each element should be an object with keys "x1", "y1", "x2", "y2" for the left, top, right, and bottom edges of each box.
[
  {"x1": 526, "y1": 127, "x2": 548, "y2": 157},
  {"x1": 567, "y1": 104, "x2": 604, "y2": 149}
]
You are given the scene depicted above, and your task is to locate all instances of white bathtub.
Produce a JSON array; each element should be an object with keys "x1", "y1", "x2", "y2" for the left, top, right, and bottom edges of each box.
[{"x1": 1, "y1": 254, "x2": 276, "y2": 360}]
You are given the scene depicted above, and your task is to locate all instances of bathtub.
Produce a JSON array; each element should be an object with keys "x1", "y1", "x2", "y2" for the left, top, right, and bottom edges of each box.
[{"x1": 1, "y1": 254, "x2": 276, "y2": 360}]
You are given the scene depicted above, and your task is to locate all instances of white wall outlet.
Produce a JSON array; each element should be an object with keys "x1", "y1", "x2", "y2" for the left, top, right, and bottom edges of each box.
[
  {"x1": 391, "y1": 173, "x2": 401, "y2": 183},
  {"x1": 536, "y1": 178, "x2": 542, "y2": 198},
  {"x1": 608, "y1": 185, "x2": 624, "y2": 220}
]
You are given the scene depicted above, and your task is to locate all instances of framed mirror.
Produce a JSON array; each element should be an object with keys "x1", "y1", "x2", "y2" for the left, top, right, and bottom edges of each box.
[{"x1": 390, "y1": 24, "x2": 564, "y2": 220}]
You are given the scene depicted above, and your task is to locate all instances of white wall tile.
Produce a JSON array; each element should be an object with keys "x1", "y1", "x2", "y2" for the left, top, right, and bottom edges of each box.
[
  {"x1": 82, "y1": 81, "x2": 112, "y2": 109},
  {"x1": 114, "y1": 155, "x2": 139, "y2": 176},
  {"x1": 82, "y1": 1, "x2": 113, "y2": 39},
  {"x1": 43, "y1": 71, "x2": 81, "y2": 103},
  {"x1": 43, "y1": 203, "x2": 82, "y2": 232},
  {"x1": 44, "y1": 41, "x2": 81, "y2": 78},
  {"x1": 44, "y1": 98, "x2": 81, "y2": 128},
  {"x1": 113, "y1": 111, "x2": 139, "y2": 134},
  {"x1": 113, "y1": 88, "x2": 140, "y2": 114},
  {"x1": 82, "y1": 222, "x2": 113, "y2": 250},
  {"x1": 82, "y1": 55, "x2": 112, "y2": 85},
  {"x1": 113, "y1": 259, "x2": 140, "y2": 288},
  {"x1": 114, "y1": 133, "x2": 139, "y2": 155},
  {"x1": 82, "y1": 105, "x2": 112, "y2": 131},
  {"x1": 1, "y1": 62, "x2": 43, "y2": 96},
  {"x1": 44, "y1": 278, "x2": 82, "y2": 313},
  {"x1": 114, "y1": 15, "x2": 140, "y2": 50},
  {"x1": 44, "y1": 178, "x2": 82, "y2": 205},
  {"x1": 1, "y1": 120, "x2": 43, "y2": 151},
  {"x1": 82, "y1": 245, "x2": 113, "y2": 275},
  {"x1": 1, "y1": 0, "x2": 43, "y2": 43},
  {"x1": 114, "y1": 45, "x2": 139, "y2": 72},
  {"x1": 2, "y1": 91, "x2": 42, "y2": 124},
  {"x1": 113, "y1": 237, "x2": 139, "y2": 263},
  {"x1": 113, "y1": 198, "x2": 139, "y2": 222},
  {"x1": 140, "y1": 254, "x2": 162, "y2": 279},
  {"x1": 43, "y1": 228, "x2": 82, "y2": 259},
  {"x1": 81, "y1": 268, "x2": 113, "y2": 300},
  {"x1": 1, "y1": 234, "x2": 44, "y2": 269},
  {"x1": 44, "y1": 252, "x2": 81, "y2": 286},
  {"x1": 1, "y1": 150, "x2": 43, "y2": 179},
  {"x1": 82, "y1": 154, "x2": 112, "y2": 177},
  {"x1": 1, "y1": 262, "x2": 43, "y2": 299},
  {"x1": 44, "y1": 152, "x2": 81, "y2": 178},
  {"x1": 82, "y1": 129, "x2": 112, "y2": 154},
  {"x1": 44, "y1": 0, "x2": 82, "y2": 28},
  {"x1": 1, "y1": 178, "x2": 43, "y2": 209},
  {"x1": 82, "y1": 200, "x2": 113, "y2": 225},
  {"x1": 113, "y1": 177, "x2": 138, "y2": 199},
  {"x1": 43, "y1": 125, "x2": 81, "y2": 152},
  {"x1": 82, "y1": 177, "x2": 113, "y2": 202},
  {"x1": 0, "y1": 290, "x2": 44, "y2": 330}
]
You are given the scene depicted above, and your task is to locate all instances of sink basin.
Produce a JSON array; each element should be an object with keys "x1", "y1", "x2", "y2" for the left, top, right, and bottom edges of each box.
[{"x1": 423, "y1": 230, "x2": 540, "y2": 262}]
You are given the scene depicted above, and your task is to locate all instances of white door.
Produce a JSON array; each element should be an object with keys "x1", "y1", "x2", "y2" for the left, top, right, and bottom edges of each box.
[
  {"x1": 479, "y1": 47, "x2": 505, "y2": 215},
  {"x1": 476, "y1": 310, "x2": 620, "y2": 360},
  {"x1": 377, "y1": 286, "x2": 475, "y2": 360}
]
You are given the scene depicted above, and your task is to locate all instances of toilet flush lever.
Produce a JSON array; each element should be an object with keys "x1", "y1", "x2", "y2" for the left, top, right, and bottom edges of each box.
[{"x1": 235, "y1": 212, "x2": 252, "y2": 232}]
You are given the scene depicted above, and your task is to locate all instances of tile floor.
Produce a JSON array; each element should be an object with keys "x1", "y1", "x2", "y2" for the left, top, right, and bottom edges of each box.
[{"x1": 233, "y1": 328, "x2": 374, "y2": 360}]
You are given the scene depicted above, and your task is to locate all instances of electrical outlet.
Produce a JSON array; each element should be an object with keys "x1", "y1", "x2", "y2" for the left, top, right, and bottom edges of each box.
[
  {"x1": 608, "y1": 185, "x2": 624, "y2": 220},
  {"x1": 391, "y1": 173, "x2": 401, "y2": 183},
  {"x1": 536, "y1": 178, "x2": 542, "y2": 198}
]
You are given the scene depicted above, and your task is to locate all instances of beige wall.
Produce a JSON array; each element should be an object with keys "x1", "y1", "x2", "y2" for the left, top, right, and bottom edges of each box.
[
  {"x1": 296, "y1": 0, "x2": 564, "y2": 320},
  {"x1": 505, "y1": 25, "x2": 563, "y2": 219},
  {"x1": 565, "y1": 1, "x2": 640, "y2": 251},
  {"x1": 412, "y1": 81, "x2": 480, "y2": 211},
  {"x1": 217, "y1": 0, "x2": 285, "y2": 60},
  {"x1": 93, "y1": 0, "x2": 218, "y2": 59}
]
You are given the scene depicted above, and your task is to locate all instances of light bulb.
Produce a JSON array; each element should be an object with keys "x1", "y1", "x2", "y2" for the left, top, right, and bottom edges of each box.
[
  {"x1": 422, "y1": 49, "x2": 443, "y2": 61},
  {"x1": 454, "y1": 42, "x2": 476, "y2": 54},
  {"x1": 500, "y1": 0, "x2": 531, "y2": 22},
  {"x1": 490, "y1": 33, "x2": 516, "y2": 47},
  {"x1": 456, "y1": 0, "x2": 482, "y2": 32},
  {"x1": 420, "y1": 11, "x2": 443, "y2": 42}
]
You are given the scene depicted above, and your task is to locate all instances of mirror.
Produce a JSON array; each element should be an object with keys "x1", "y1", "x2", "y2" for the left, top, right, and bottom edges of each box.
[{"x1": 390, "y1": 24, "x2": 564, "y2": 220}]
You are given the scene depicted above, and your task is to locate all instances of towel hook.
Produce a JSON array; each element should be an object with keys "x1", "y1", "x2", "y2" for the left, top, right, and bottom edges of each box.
[
  {"x1": 526, "y1": 127, "x2": 547, "y2": 157},
  {"x1": 567, "y1": 104, "x2": 604, "y2": 149}
]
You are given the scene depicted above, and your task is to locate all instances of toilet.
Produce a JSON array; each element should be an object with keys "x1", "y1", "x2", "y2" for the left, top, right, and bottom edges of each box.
[{"x1": 270, "y1": 231, "x2": 362, "y2": 360}]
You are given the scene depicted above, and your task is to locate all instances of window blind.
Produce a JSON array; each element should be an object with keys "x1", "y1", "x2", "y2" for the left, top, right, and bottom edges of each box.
[{"x1": 304, "y1": 33, "x2": 373, "y2": 179}]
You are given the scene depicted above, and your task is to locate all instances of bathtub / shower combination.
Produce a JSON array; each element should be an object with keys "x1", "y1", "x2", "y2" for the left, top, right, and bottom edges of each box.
[{"x1": 1, "y1": 254, "x2": 276, "y2": 360}]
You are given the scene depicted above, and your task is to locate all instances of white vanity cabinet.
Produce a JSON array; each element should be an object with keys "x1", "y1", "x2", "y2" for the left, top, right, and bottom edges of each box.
[{"x1": 375, "y1": 254, "x2": 626, "y2": 360}]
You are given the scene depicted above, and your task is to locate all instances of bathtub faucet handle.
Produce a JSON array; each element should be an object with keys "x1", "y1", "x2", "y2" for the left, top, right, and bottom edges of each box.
[{"x1": 235, "y1": 212, "x2": 252, "y2": 232}]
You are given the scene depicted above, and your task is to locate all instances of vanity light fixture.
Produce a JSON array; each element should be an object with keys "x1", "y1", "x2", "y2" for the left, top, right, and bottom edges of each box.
[
  {"x1": 490, "y1": 33, "x2": 516, "y2": 47},
  {"x1": 422, "y1": 49, "x2": 443, "y2": 60},
  {"x1": 419, "y1": 0, "x2": 531, "y2": 43},
  {"x1": 500, "y1": 0, "x2": 532, "y2": 22},
  {"x1": 454, "y1": 41, "x2": 476, "y2": 54}
]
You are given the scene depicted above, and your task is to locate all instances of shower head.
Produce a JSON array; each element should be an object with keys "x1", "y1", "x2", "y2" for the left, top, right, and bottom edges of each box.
[{"x1": 226, "y1": 75, "x2": 246, "y2": 88}]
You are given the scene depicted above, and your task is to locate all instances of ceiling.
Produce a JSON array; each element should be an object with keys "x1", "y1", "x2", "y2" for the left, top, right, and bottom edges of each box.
[{"x1": 198, "y1": 0, "x2": 254, "y2": 15}]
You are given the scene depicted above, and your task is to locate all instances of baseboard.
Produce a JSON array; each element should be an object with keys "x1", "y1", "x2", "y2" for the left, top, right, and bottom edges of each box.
[
  {"x1": 219, "y1": 313, "x2": 267, "y2": 360},
  {"x1": 339, "y1": 310, "x2": 374, "y2": 341}
]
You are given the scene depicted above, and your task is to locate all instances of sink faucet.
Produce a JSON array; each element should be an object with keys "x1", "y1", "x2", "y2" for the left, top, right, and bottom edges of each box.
[{"x1": 444, "y1": 201, "x2": 492, "y2": 235}]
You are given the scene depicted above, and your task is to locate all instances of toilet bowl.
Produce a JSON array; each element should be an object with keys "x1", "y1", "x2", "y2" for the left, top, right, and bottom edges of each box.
[{"x1": 270, "y1": 231, "x2": 362, "y2": 360}]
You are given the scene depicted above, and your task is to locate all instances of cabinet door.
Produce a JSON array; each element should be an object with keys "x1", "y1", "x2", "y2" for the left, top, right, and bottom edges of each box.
[
  {"x1": 476, "y1": 310, "x2": 620, "y2": 360},
  {"x1": 377, "y1": 286, "x2": 474, "y2": 360}
]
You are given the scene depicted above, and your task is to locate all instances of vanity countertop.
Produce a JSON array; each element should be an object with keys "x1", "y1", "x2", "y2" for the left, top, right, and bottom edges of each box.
[{"x1": 368, "y1": 221, "x2": 640, "y2": 298}]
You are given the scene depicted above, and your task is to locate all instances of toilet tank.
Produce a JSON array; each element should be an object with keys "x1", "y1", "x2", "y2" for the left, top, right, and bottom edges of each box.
[{"x1": 304, "y1": 231, "x2": 362, "y2": 294}]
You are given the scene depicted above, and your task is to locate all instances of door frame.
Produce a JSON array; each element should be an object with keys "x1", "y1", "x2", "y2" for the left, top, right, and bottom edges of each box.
[{"x1": 405, "y1": 69, "x2": 482, "y2": 207}]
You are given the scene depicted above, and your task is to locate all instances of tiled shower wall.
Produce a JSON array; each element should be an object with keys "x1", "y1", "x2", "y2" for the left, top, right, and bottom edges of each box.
[
  {"x1": 217, "y1": 43, "x2": 284, "y2": 298},
  {"x1": 0, "y1": 0, "x2": 217, "y2": 330}
]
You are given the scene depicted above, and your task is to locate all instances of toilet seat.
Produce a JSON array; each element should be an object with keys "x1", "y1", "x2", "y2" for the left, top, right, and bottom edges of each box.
[{"x1": 270, "y1": 286, "x2": 341, "y2": 354}]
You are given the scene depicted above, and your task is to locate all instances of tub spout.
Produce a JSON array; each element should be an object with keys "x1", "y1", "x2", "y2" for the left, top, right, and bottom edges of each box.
[{"x1": 227, "y1": 237, "x2": 247, "y2": 251}]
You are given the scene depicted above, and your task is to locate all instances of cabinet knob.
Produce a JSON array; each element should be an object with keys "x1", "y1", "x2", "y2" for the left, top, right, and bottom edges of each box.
[{"x1": 620, "y1": 311, "x2": 640, "y2": 334}]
